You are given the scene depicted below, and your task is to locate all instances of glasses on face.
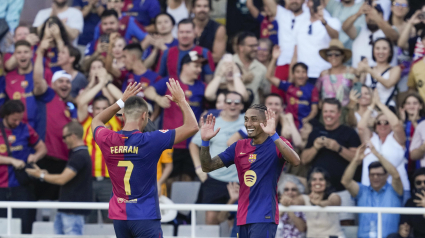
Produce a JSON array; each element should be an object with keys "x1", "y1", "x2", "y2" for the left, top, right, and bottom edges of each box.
[
  {"x1": 226, "y1": 99, "x2": 241, "y2": 105},
  {"x1": 415, "y1": 180, "x2": 425, "y2": 186},
  {"x1": 284, "y1": 188, "x2": 298, "y2": 192},
  {"x1": 369, "y1": 173, "x2": 386, "y2": 177},
  {"x1": 62, "y1": 134, "x2": 72, "y2": 140},
  {"x1": 392, "y1": 2, "x2": 408, "y2": 8},
  {"x1": 326, "y1": 52, "x2": 342, "y2": 57},
  {"x1": 376, "y1": 120, "x2": 389, "y2": 126}
]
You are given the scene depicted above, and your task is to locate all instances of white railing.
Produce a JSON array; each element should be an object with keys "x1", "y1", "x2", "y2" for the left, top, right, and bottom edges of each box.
[{"x1": 1, "y1": 202, "x2": 425, "y2": 237}]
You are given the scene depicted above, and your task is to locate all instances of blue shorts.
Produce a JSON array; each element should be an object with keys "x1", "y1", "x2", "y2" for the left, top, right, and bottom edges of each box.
[
  {"x1": 113, "y1": 219, "x2": 163, "y2": 238},
  {"x1": 238, "y1": 223, "x2": 278, "y2": 238}
]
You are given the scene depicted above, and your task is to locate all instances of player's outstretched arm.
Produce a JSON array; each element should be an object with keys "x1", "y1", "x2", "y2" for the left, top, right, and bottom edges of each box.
[
  {"x1": 200, "y1": 114, "x2": 225, "y2": 172},
  {"x1": 166, "y1": 78, "x2": 199, "y2": 144},
  {"x1": 261, "y1": 108, "x2": 301, "y2": 166},
  {"x1": 91, "y1": 82, "x2": 143, "y2": 133}
]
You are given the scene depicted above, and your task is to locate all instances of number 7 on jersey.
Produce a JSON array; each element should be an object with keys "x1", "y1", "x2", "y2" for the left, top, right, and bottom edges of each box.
[{"x1": 117, "y1": 161, "x2": 134, "y2": 195}]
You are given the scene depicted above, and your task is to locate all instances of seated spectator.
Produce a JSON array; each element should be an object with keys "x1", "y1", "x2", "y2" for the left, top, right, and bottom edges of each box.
[
  {"x1": 57, "y1": 44, "x2": 88, "y2": 98},
  {"x1": 358, "y1": 38, "x2": 401, "y2": 111},
  {"x1": 386, "y1": 221, "x2": 414, "y2": 238},
  {"x1": 247, "y1": 0, "x2": 277, "y2": 45},
  {"x1": 256, "y1": 38, "x2": 273, "y2": 68},
  {"x1": 189, "y1": 91, "x2": 244, "y2": 224},
  {"x1": 216, "y1": 182, "x2": 239, "y2": 237},
  {"x1": 358, "y1": 89, "x2": 410, "y2": 201},
  {"x1": 192, "y1": 0, "x2": 226, "y2": 63},
  {"x1": 32, "y1": 0, "x2": 83, "y2": 45},
  {"x1": 167, "y1": 0, "x2": 190, "y2": 38},
  {"x1": 301, "y1": 98, "x2": 360, "y2": 224},
  {"x1": 26, "y1": 122, "x2": 92, "y2": 235},
  {"x1": 105, "y1": 34, "x2": 127, "y2": 88},
  {"x1": 346, "y1": 86, "x2": 377, "y2": 128},
  {"x1": 0, "y1": 100, "x2": 47, "y2": 234},
  {"x1": 73, "y1": 0, "x2": 105, "y2": 48},
  {"x1": 84, "y1": 59, "x2": 120, "y2": 104},
  {"x1": 297, "y1": 168, "x2": 344, "y2": 237},
  {"x1": 400, "y1": 168, "x2": 425, "y2": 237},
  {"x1": 410, "y1": 120, "x2": 425, "y2": 168},
  {"x1": 399, "y1": 93, "x2": 425, "y2": 174},
  {"x1": 267, "y1": 48, "x2": 318, "y2": 129},
  {"x1": 0, "y1": 54, "x2": 5, "y2": 106},
  {"x1": 143, "y1": 13, "x2": 178, "y2": 71},
  {"x1": 278, "y1": 176, "x2": 307, "y2": 238},
  {"x1": 291, "y1": 0, "x2": 341, "y2": 85},
  {"x1": 157, "y1": 148, "x2": 174, "y2": 197},
  {"x1": 344, "y1": 4, "x2": 398, "y2": 67},
  {"x1": 317, "y1": 39, "x2": 359, "y2": 107},
  {"x1": 407, "y1": 32, "x2": 425, "y2": 101},
  {"x1": 123, "y1": 0, "x2": 161, "y2": 32},
  {"x1": 157, "y1": 19, "x2": 215, "y2": 83},
  {"x1": 341, "y1": 144, "x2": 403, "y2": 238},
  {"x1": 145, "y1": 52, "x2": 207, "y2": 181},
  {"x1": 3, "y1": 25, "x2": 39, "y2": 71}
]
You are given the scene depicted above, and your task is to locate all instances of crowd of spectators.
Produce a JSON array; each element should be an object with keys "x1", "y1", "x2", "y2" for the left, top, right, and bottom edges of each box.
[{"x1": 1, "y1": 0, "x2": 425, "y2": 237}]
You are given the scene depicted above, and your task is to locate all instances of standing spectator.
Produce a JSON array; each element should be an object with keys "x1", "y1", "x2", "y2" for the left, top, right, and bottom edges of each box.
[
  {"x1": 256, "y1": 38, "x2": 273, "y2": 68},
  {"x1": 0, "y1": 54, "x2": 5, "y2": 107},
  {"x1": 143, "y1": 13, "x2": 178, "y2": 71},
  {"x1": 84, "y1": 60, "x2": 121, "y2": 104},
  {"x1": 291, "y1": 0, "x2": 341, "y2": 85},
  {"x1": 346, "y1": 86, "x2": 377, "y2": 127},
  {"x1": 3, "y1": 25, "x2": 39, "y2": 71},
  {"x1": 407, "y1": 32, "x2": 425, "y2": 101},
  {"x1": 301, "y1": 98, "x2": 360, "y2": 224},
  {"x1": 399, "y1": 93, "x2": 425, "y2": 174},
  {"x1": 192, "y1": 0, "x2": 226, "y2": 63},
  {"x1": 341, "y1": 144, "x2": 403, "y2": 238},
  {"x1": 400, "y1": 168, "x2": 425, "y2": 237},
  {"x1": 157, "y1": 19, "x2": 215, "y2": 83},
  {"x1": 262, "y1": 0, "x2": 309, "y2": 98},
  {"x1": 145, "y1": 52, "x2": 206, "y2": 181},
  {"x1": 246, "y1": 0, "x2": 278, "y2": 45},
  {"x1": 105, "y1": 34, "x2": 127, "y2": 88},
  {"x1": 167, "y1": 0, "x2": 190, "y2": 38},
  {"x1": 26, "y1": 122, "x2": 92, "y2": 235},
  {"x1": 317, "y1": 39, "x2": 358, "y2": 107},
  {"x1": 397, "y1": 6, "x2": 425, "y2": 64},
  {"x1": 57, "y1": 45, "x2": 88, "y2": 98},
  {"x1": 357, "y1": 90, "x2": 410, "y2": 202},
  {"x1": 73, "y1": 0, "x2": 105, "y2": 50},
  {"x1": 189, "y1": 91, "x2": 244, "y2": 225},
  {"x1": 33, "y1": 0, "x2": 84, "y2": 46},
  {"x1": 0, "y1": 0, "x2": 24, "y2": 33},
  {"x1": 344, "y1": 4, "x2": 398, "y2": 67},
  {"x1": 358, "y1": 38, "x2": 401, "y2": 111},
  {"x1": 409, "y1": 114, "x2": 425, "y2": 168},
  {"x1": 0, "y1": 100, "x2": 47, "y2": 234},
  {"x1": 124, "y1": 0, "x2": 161, "y2": 32}
]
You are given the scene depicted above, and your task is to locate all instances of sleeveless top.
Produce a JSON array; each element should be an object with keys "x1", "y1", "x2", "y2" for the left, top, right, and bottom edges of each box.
[
  {"x1": 316, "y1": 66, "x2": 355, "y2": 106},
  {"x1": 365, "y1": 67, "x2": 396, "y2": 107},
  {"x1": 167, "y1": 1, "x2": 189, "y2": 38},
  {"x1": 195, "y1": 19, "x2": 220, "y2": 52},
  {"x1": 302, "y1": 195, "x2": 345, "y2": 238}
]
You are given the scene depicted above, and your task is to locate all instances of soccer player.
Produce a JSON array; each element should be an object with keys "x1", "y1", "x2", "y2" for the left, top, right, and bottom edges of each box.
[
  {"x1": 200, "y1": 105, "x2": 300, "y2": 237},
  {"x1": 91, "y1": 79, "x2": 199, "y2": 238}
]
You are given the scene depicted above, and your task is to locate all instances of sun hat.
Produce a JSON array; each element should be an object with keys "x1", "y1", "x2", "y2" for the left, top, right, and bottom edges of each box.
[{"x1": 319, "y1": 39, "x2": 352, "y2": 63}]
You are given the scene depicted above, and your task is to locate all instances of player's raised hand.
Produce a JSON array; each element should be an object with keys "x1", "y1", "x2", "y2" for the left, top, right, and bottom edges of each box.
[
  {"x1": 200, "y1": 114, "x2": 220, "y2": 141},
  {"x1": 122, "y1": 82, "x2": 143, "y2": 102},
  {"x1": 165, "y1": 78, "x2": 186, "y2": 104},
  {"x1": 260, "y1": 108, "x2": 277, "y2": 136}
]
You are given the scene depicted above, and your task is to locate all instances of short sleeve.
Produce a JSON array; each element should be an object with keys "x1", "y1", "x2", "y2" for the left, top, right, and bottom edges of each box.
[
  {"x1": 126, "y1": 17, "x2": 147, "y2": 41},
  {"x1": 159, "y1": 149, "x2": 173, "y2": 164},
  {"x1": 202, "y1": 49, "x2": 215, "y2": 75},
  {"x1": 93, "y1": 126, "x2": 113, "y2": 143},
  {"x1": 148, "y1": 129, "x2": 176, "y2": 151},
  {"x1": 66, "y1": 9, "x2": 84, "y2": 32},
  {"x1": 324, "y1": 15, "x2": 341, "y2": 32},
  {"x1": 305, "y1": 129, "x2": 319, "y2": 149},
  {"x1": 354, "y1": 182, "x2": 367, "y2": 200},
  {"x1": 218, "y1": 142, "x2": 237, "y2": 167},
  {"x1": 151, "y1": 77, "x2": 169, "y2": 96},
  {"x1": 410, "y1": 123, "x2": 424, "y2": 152},
  {"x1": 407, "y1": 69, "x2": 416, "y2": 88},
  {"x1": 347, "y1": 128, "x2": 361, "y2": 148},
  {"x1": 33, "y1": 10, "x2": 48, "y2": 27},
  {"x1": 278, "y1": 81, "x2": 291, "y2": 92},
  {"x1": 27, "y1": 124, "x2": 40, "y2": 146},
  {"x1": 191, "y1": 130, "x2": 202, "y2": 147},
  {"x1": 67, "y1": 153, "x2": 86, "y2": 173},
  {"x1": 311, "y1": 87, "x2": 319, "y2": 103},
  {"x1": 256, "y1": 14, "x2": 265, "y2": 24},
  {"x1": 35, "y1": 87, "x2": 56, "y2": 103}
]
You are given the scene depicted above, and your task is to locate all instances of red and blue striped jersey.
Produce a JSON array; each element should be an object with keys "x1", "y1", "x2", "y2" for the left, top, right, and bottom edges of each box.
[
  {"x1": 120, "y1": 70, "x2": 161, "y2": 94},
  {"x1": 93, "y1": 126, "x2": 175, "y2": 220},
  {"x1": 218, "y1": 136, "x2": 293, "y2": 226},
  {"x1": 93, "y1": 16, "x2": 147, "y2": 42},
  {"x1": 0, "y1": 122, "x2": 40, "y2": 188},
  {"x1": 0, "y1": 75, "x2": 7, "y2": 107}
]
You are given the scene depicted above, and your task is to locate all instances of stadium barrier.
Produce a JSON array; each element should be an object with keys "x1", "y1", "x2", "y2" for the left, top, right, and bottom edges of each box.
[{"x1": 1, "y1": 202, "x2": 425, "y2": 237}]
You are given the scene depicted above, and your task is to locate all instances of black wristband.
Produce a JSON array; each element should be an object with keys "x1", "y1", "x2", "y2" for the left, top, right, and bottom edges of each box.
[
  {"x1": 105, "y1": 81, "x2": 112, "y2": 87},
  {"x1": 338, "y1": 146, "x2": 343, "y2": 153}
]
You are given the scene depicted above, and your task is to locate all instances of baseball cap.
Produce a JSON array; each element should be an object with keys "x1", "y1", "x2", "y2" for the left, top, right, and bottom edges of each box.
[
  {"x1": 52, "y1": 70, "x2": 72, "y2": 83},
  {"x1": 180, "y1": 51, "x2": 207, "y2": 68}
]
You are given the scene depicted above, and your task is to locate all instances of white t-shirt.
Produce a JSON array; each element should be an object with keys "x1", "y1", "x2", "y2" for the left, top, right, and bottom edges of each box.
[
  {"x1": 33, "y1": 7, "x2": 84, "y2": 46},
  {"x1": 294, "y1": 11, "x2": 341, "y2": 78},
  {"x1": 365, "y1": 67, "x2": 396, "y2": 107},
  {"x1": 275, "y1": 6, "x2": 310, "y2": 66},
  {"x1": 361, "y1": 132, "x2": 409, "y2": 191},
  {"x1": 352, "y1": 0, "x2": 392, "y2": 21},
  {"x1": 351, "y1": 26, "x2": 398, "y2": 68},
  {"x1": 167, "y1": 1, "x2": 189, "y2": 38}
]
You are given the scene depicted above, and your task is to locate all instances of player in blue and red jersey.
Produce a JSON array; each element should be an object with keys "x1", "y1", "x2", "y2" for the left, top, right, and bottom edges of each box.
[
  {"x1": 157, "y1": 19, "x2": 215, "y2": 82},
  {"x1": 0, "y1": 100, "x2": 47, "y2": 234},
  {"x1": 91, "y1": 79, "x2": 198, "y2": 238},
  {"x1": 0, "y1": 53, "x2": 7, "y2": 106},
  {"x1": 200, "y1": 105, "x2": 300, "y2": 237}
]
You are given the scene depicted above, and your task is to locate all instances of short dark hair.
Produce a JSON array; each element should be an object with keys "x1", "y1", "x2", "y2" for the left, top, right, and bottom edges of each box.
[
  {"x1": 322, "y1": 98, "x2": 342, "y2": 111},
  {"x1": 368, "y1": 161, "x2": 387, "y2": 174},
  {"x1": 372, "y1": 38, "x2": 393, "y2": 64},
  {"x1": 264, "y1": 93, "x2": 283, "y2": 105},
  {"x1": 0, "y1": 100, "x2": 25, "y2": 117},
  {"x1": 93, "y1": 95, "x2": 110, "y2": 107},
  {"x1": 124, "y1": 96, "x2": 149, "y2": 116},
  {"x1": 177, "y1": 18, "x2": 195, "y2": 29},
  {"x1": 247, "y1": 104, "x2": 267, "y2": 119},
  {"x1": 292, "y1": 62, "x2": 308, "y2": 73},
  {"x1": 237, "y1": 31, "x2": 257, "y2": 46},
  {"x1": 101, "y1": 9, "x2": 119, "y2": 20},
  {"x1": 193, "y1": 0, "x2": 212, "y2": 10},
  {"x1": 66, "y1": 45, "x2": 81, "y2": 71},
  {"x1": 14, "y1": 24, "x2": 29, "y2": 35},
  {"x1": 225, "y1": 91, "x2": 243, "y2": 101},
  {"x1": 413, "y1": 168, "x2": 425, "y2": 182},
  {"x1": 420, "y1": 30, "x2": 425, "y2": 41},
  {"x1": 123, "y1": 43, "x2": 144, "y2": 58},
  {"x1": 154, "y1": 12, "x2": 176, "y2": 26},
  {"x1": 14, "y1": 40, "x2": 31, "y2": 50},
  {"x1": 64, "y1": 121, "x2": 84, "y2": 139}
]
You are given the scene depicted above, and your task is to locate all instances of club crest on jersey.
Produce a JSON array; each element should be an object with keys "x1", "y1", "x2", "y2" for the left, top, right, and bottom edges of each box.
[
  {"x1": 21, "y1": 81, "x2": 28, "y2": 88},
  {"x1": 159, "y1": 129, "x2": 169, "y2": 133},
  {"x1": 127, "y1": 3, "x2": 133, "y2": 9},
  {"x1": 64, "y1": 110, "x2": 71, "y2": 118},
  {"x1": 8, "y1": 135, "x2": 16, "y2": 144},
  {"x1": 296, "y1": 90, "x2": 303, "y2": 97},
  {"x1": 141, "y1": 82, "x2": 149, "y2": 88},
  {"x1": 244, "y1": 170, "x2": 257, "y2": 187},
  {"x1": 185, "y1": 90, "x2": 192, "y2": 98},
  {"x1": 248, "y1": 154, "x2": 257, "y2": 163},
  {"x1": 120, "y1": 24, "x2": 126, "y2": 31},
  {"x1": 47, "y1": 51, "x2": 55, "y2": 58}
]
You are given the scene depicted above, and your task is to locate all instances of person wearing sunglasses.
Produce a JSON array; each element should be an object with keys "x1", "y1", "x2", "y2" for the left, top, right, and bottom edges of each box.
[{"x1": 357, "y1": 89, "x2": 410, "y2": 203}]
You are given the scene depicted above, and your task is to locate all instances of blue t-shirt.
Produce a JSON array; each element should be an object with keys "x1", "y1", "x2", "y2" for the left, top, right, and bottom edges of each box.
[
  {"x1": 93, "y1": 16, "x2": 147, "y2": 42},
  {"x1": 73, "y1": 0, "x2": 103, "y2": 45},
  {"x1": 124, "y1": 0, "x2": 161, "y2": 26}
]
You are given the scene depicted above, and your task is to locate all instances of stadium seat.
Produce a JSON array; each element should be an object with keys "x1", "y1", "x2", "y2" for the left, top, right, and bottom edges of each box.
[
  {"x1": 83, "y1": 224, "x2": 115, "y2": 235},
  {"x1": 170, "y1": 181, "x2": 201, "y2": 216},
  {"x1": 342, "y1": 225, "x2": 358, "y2": 238},
  {"x1": 177, "y1": 224, "x2": 220, "y2": 237},
  {"x1": 0, "y1": 218, "x2": 21, "y2": 235},
  {"x1": 32, "y1": 221, "x2": 54, "y2": 234},
  {"x1": 162, "y1": 224, "x2": 174, "y2": 236}
]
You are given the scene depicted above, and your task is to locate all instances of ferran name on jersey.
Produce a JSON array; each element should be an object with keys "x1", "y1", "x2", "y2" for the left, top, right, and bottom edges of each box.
[{"x1": 110, "y1": 145, "x2": 139, "y2": 154}]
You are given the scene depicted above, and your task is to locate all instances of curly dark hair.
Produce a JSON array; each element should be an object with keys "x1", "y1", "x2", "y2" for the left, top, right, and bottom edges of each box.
[
  {"x1": 307, "y1": 167, "x2": 336, "y2": 200},
  {"x1": 39, "y1": 16, "x2": 70, "y2": 45}
]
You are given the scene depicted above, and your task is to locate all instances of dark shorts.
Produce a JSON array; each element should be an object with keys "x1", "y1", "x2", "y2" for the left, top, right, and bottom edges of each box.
[
  {"x1": 113, "y1": 219, "x2": 163, "y2": 238},
  {"x1": 200, "y1": 176, "x2": 230, "y2": 204},
  {"x1": 170, "y1": 148, "x2": 195, "y2": 178},
  {"x1": 238, "y1": 223, "x2": 278, "y2": 238}
]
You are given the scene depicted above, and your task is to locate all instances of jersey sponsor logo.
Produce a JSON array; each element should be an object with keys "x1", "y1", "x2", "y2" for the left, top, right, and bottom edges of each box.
[
  {"x1": 159, "y1": 130, "x2": 169, "y2": 133},
  {"x1": 248, "y1": 154, "x2": 257, "y2": 163},
  {"x1": 117, "y1": 197, "x2": 137, "y2": 203},
  {"x1": 0, "y1": 144, "x2": 6, "y2": 153},
  {"x1": 289, "y1": 97, "x2": 309, "y2": 105},
  {"x1": 110, "y1": 145, "x2": 139, "y2": 154},
  {"x1": 21, "y1": 81, "x2": 28, "y2": 88},
  {"x1": 244, "y1": 170, "x2": 257, "y2": 187},
  {"x1": 0, "y1": 144, "x2": 22, "y2": 153},
  {"x1": 8, "y1": 135, "x2": 16, "y2": 144},
  {"x1": 13, "y1": 92, "x2": 21, "y2": 100}
]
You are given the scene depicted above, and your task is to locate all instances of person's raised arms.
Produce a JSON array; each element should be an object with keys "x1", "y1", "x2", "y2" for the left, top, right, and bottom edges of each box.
[{"x1": 200, "y1": 114, "x2": 225, "y2": 172}]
